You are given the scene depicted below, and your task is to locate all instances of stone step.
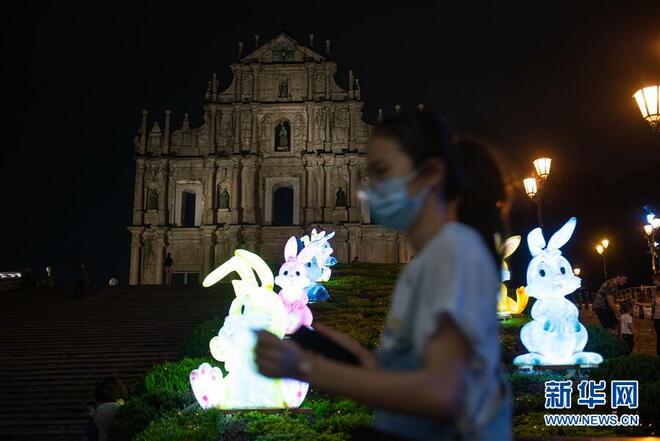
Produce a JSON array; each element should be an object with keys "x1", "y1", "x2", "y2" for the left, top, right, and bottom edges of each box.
[{"x1": 0, "y1": 285, "x2": 232, "y2": 441}]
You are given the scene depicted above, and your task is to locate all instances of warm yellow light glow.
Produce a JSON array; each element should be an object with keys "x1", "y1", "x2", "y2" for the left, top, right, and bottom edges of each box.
[
  {"x1": 633, "y1": 85, "x2": 660, "y2": 129},
  {"x1": 596, "y1": 244, "x2": 604, "y2": 255},
  {"x1": 533, "y1": 157, "x2": 552, "y2": 180},
  {"x1": 601, "y1": 239, "x2": 609, "y2": 249},
  {"x1": 573, "y1": 268, "x2": 581, "y2": 276},
  {"x1": 644, "y1": 224, "x2": 653, "y2": 235},
  {"x1": 523, "y1": 177, "x2": 538, "y2": 199}
]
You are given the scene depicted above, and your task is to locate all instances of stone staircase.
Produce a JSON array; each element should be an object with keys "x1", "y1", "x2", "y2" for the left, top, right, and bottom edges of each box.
[{"x1": 0, "y1": 285, "x2": 230, "y2": 441}]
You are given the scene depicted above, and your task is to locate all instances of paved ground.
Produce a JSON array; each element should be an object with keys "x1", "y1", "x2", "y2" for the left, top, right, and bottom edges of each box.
[
  {"x1": 0, "y1": 284, "x2": 231, "y2": 441},
  {"x1": 580, "y1": 308, "x2": 658, "y2": 355}
]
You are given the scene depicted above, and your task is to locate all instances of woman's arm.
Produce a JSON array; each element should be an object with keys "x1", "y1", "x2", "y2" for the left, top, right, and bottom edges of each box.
[{"x1": 256, "y1": 319, "x2": 469, "y2": 420}]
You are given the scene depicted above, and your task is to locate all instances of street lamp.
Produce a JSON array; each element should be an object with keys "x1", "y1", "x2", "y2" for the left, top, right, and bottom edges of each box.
[
  {"x1": 595, "y1": 238, "x2": 609, "y2": 280},
  {"x1": 523, "y1": 157, "x2": 552, "y2": 227},
  {"x1": 643, "y1": 212, "x2": 660, "y2": 274},
  {"x1": 573, "y1": 267, "x2": 581, "y2": 276},
  {"x1": 633, "y1": 85, "x2": 660, "y2": 131}
]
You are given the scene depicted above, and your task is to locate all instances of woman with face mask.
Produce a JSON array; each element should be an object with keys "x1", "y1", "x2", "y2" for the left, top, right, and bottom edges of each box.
[{"x1": 256, "y1": 111, "x2": 511, "y2": 440}]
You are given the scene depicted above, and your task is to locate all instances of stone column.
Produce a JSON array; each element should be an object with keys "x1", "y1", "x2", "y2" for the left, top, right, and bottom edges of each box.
[
  {"x1": 324, "y1": 107, "x2": 331, "y2": 151},
  {"x1": 204, "y1": 160, "x2": 216, "y2": 225},
  {"x1": 133, "y1": 159, "x2": 145, "y2": 225},
  {"x1": 157, "y1": 162, "x2": 169, "y2": 225},
  {"x1": 241, "y1": 157, "x2": 256, "y2": 224},
  {"x1": 231, "y1": 158, "x2": 241, "y2": 223},
  {"x1": 128, "y1": 228, "x2": 143, "y2": 285},
  {"x1": 201, "y1": 228, "x2": 215, "y2": 278},
  {"x1": 154, "y1": 230, "x2": 166, "y2": 284},
  {"x1": 348, "y1": 159, "x2": 359, "y2": 222},
  {"x1": 233, "y1": 109, "x2": 241, "y2": 153}
]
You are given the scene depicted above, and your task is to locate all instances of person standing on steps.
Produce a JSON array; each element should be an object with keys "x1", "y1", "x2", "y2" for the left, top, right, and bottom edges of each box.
[
  {"x1": 73, "y1": 262, "x2": 89, "y2": 299},
  {"x1": 164, "y1": 252, "x2": 174, "y2": 287},
  {"x1": 593, "y1": 271, "x2": 629, "y2": 335}
]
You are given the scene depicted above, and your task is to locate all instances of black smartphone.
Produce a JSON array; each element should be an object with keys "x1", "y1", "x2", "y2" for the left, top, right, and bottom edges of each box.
[{"x1": 289, "y1": 326, "x2": 359, "y2": 365}]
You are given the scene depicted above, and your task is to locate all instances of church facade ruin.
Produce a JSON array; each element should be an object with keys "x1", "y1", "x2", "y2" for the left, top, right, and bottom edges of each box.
[{"x1": 128, "y1": 33, "x2": 411, "y2": 285}]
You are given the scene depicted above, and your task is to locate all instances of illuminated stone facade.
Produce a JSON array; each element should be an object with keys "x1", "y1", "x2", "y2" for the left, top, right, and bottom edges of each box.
[{"x1": 128, "y1": 33, "x2": 411, "y2": 285}]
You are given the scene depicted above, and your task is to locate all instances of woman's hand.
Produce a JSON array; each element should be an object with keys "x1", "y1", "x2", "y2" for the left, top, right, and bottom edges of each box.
[
  {"x1": 314, "y1": 323, "x2": 378, "y2": 369},
  {"x1": 255, "y1": 330, "x2": 307, "y2": 379}
]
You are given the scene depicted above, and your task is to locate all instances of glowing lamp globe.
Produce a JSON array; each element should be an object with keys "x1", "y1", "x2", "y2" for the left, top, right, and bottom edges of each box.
[
  {"x1": 523, "y1": 177, "x2": 538, "y2": 199},
  {"x1": 645, "y1": 224, "x2": 654, "y2": 236},
  {"x1": 596, "y1": 244, "x2": 604, "y2": 255},
  {"x1": 513, "y1": 217, "x2": 603, "y2": 367},
  {"x1": 533, "y1": 157, "x2": 552, "y2": 180},
  {"x1": 633, "y1": 85, "x2": 660, "y2": 131},
  {"x1": 573, "y1": 268, "x2": 581, "y2": 276},
  {"x1": 601, "y1": 239, "x2": 609, "y2": 250}
]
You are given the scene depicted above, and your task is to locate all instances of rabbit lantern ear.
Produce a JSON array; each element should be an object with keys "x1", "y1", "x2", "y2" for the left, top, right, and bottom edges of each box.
[
  {"x1": 502, "y1": 235, "x2": 521, "y2": 259},
  {"x1": 324, "y1": 231, "x2": 335, "y2": 241},
  {"x1": 284, "y1": 236, "x2": 298, "y2": 261},
  {"x1": 547, "y1": 217, "x2": 577, "y2": 251},
  {"x1": 527, "y1": 228, "x2": 546, "y2": 257},
  {"x1": 297, "y1": 245, "x2": 317, "y2": 264}
]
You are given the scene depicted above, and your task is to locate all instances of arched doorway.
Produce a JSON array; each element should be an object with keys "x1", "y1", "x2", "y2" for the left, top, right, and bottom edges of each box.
[{"x1": 272, "y1": 186, "x2": 293, "y2": 226}]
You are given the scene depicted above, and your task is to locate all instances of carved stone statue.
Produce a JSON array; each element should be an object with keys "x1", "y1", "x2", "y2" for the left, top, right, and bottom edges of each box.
[
  {"x1": 218, "y1": 187, "x2": 230, "y2": 209},
  {"x1": 279, "y1": 77, "x2": 288, "y2": 98},
  {"x1": 279, "y1": 124, "x2": 289, "y2": 147},
  {"x1": 147, "y1": 188, "x2": 159, "y2": 210},
  {"x1": 314, "y1": 71, "x2": 324, "y2": 93},
  {"x1": 335, "y1": 187, "x2": 347, "y2": 208},
  {"x1": 313, "y1": 108, "x2": 324, "y2": 142}
]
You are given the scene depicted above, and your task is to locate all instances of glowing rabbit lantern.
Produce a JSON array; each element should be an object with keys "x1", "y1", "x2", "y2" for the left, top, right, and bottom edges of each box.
[
  {"x1": 496, "y1": 235, "x2": 529, "y2": 316},
  {"x1": 189, "y1": 249, "x2": 309, "y2": 409},
  {"x1": 298, "y1": 229, "x2": 337, "y2": 302},
  {"x1": 513, "y1": 218, "x2": 603, "y2": 367}
]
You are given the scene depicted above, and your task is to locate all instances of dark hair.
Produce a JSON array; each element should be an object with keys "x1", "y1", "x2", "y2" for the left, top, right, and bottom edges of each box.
[
  {"x1": 616, "y1": 270, "x2": 630, "y2": 279},
  {"x1": 372, "y1": 111, "x2": 506, "y2": 263},
  {"x1": 94, "y1": 377, "x2": 127, "y2": 403}
]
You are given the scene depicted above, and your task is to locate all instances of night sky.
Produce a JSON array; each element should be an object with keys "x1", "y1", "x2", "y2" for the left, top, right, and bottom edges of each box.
[{"x1": 1, "y1": 1, "x2": 660, "y2": 289}]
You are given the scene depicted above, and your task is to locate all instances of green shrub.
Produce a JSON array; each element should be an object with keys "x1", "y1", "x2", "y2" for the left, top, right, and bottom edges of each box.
[
  {"x1": 134, "y1": 408, "x2": 224, "y2": 441},
  {"x1": 583, "y1": 324, "x2": 627, "y2": 359},
  {"x1": 513, "y1": 412, "x2": 616, "y2": 438},
  {"x1": 499, "y1": 334, "x2": 519, "y2": 365},
  {"x1": 590, "y1": 354, "x2": 660, "y2": 385},
  {"x1": 639, "y1": 380, "x2": 660, "y2": 432},
  {"x1": 509, "y1": 370, "x2": 565, "y2": 396},
  {"x1": 512, "y1": 392, "x2": 545, "y2": 415},
  {"x1": 180, "y1": 316, "x2": 224, "y2": 358},
  {"x1": 143, "y1": 357, "x2": 213, "y2": 395},
  {"x1": 109, "y1": 391, "x2": 191, "y2": 441}
]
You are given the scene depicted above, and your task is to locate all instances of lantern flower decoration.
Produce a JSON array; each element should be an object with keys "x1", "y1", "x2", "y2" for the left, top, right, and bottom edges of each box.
[
  {"x1": 633, "y1": 85, "x2": 660, "y2": 131},
  {"x1": 496, "y1": 235, "x2": 528, "y2": 316},
  {"x1": 190, "y1": 249, "x2": 309, "y2": 409},
  {"x1": 513, "y1": 217, "x2": 603, "y2": 367}
]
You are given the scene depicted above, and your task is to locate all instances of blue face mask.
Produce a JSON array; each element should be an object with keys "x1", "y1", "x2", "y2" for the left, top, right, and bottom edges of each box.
[{"x1": 360, "y1": 173, "x2": 430, "y2": 230}]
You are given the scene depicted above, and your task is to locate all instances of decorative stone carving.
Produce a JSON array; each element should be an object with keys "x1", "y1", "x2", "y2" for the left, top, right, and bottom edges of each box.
[
  {"x1": 333, "y1": 110, "x2": 349, "y2": 143},
  {"x1": 218, "y1": 187, "x2": 230, "y2": 209},
  {"x1": 314, "y1": 71, "x2": 324, "y2": 93},
  {"x1": 335, "y1": 187, "x2": 347, "y2": 208},
  {"x1": 313, "y1": 108, "x2": 325, "y2": 142},
  {"x1": 240, "y1": 109, "x2": 252, "y2": 147},
  {"x1": 278, "y1": 77, "x2": 289, "y2": 98}
]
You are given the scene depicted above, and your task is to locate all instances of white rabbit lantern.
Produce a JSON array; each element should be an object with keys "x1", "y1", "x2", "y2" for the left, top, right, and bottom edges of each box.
[
  {"x1": 300, "y1": 229, "x2": 337, "y2": 283},
  {"x1": 513, "y1": 217, "x2": 603, "y2": 367},
  {"x1": 189, "y1": 249, "x2": 309, "y2": 409}
]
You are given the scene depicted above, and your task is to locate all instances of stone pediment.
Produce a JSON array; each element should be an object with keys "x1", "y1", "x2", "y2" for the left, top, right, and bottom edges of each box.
[{"x1": 241, "y1": 33, "x2": 325, "y2": 64}]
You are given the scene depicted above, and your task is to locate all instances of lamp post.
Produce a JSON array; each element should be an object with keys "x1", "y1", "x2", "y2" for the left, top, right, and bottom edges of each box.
[
  {"x1": 595, "y1": 238, "x2": 609, "y2": 280},
  {"x1": 523, "y1": 157, "x2": 552, "y2": 227},
  {"x1": 633, "y1": 85, "x2": 660, "y2": 131},
  {"x1": 643, "y1": 213, "x2": 660, "y2": 274}
]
